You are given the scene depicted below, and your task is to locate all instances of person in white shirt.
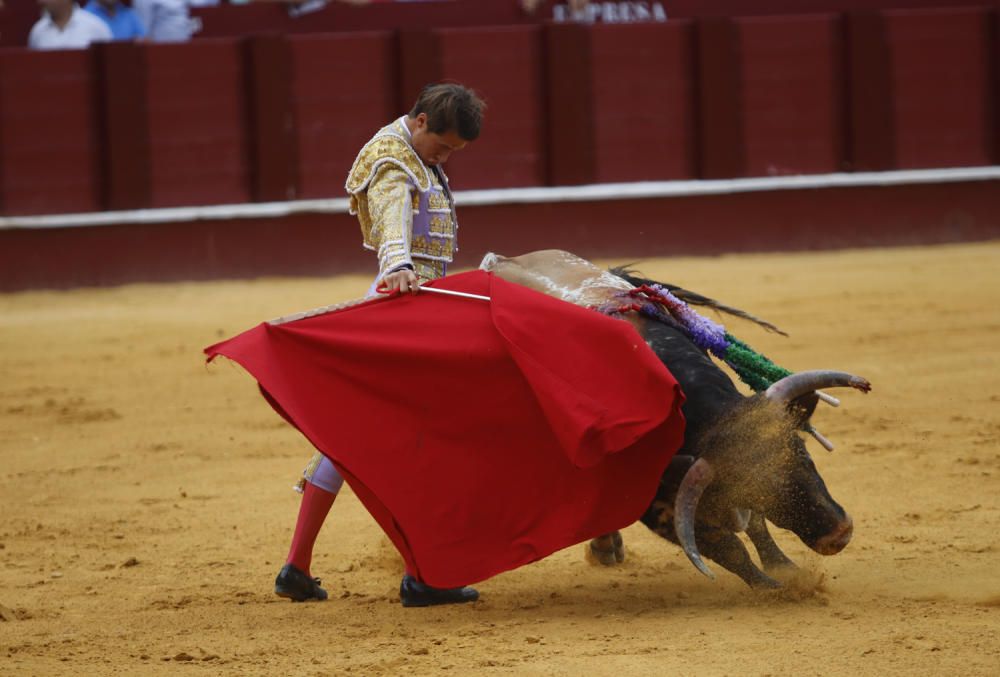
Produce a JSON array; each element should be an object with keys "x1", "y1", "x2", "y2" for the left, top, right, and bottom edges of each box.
[
  {"x1": 132, "y1": 0, "x2": 193, "y2": 43},
  {"x1": 29, "y1": 0, "x2": 113, "y2": 50}
]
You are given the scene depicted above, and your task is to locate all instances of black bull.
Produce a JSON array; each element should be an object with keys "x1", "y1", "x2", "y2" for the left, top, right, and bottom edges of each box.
[
  {"x1": 484, "y1": 250, "x2": 871, "y2": 589},
  {"x1": 594, "y1": 270, "x2": 872, "y2": 589}
]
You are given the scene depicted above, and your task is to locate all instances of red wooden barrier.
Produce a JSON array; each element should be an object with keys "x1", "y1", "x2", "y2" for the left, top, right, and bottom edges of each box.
[
  {"x1": 0, "y1": 212, "x2": 361, "y2": 290},
  {"x1": 290, "y1": 32, "x2": 399, "y2": 200},
  {"x1": 844, "y1": 10, "x2": 895, "y2": 170},
  {"x1": 3, "y1": 178, "x2": 999, "y2": 291},
  {"x1": 847, "y1": 8, "x2": 997, "y2": 170},
  {"x1": 995, "y1": 11, "x2": 1000, "y2": 164},
  {"x1": 4, "y1": 0, "x2": 1000, "y2": 48},
  {"x1": 143, "y1": 41, "x2": 250, "y2": 207},
  {"x1": 660, "y1": 0, "x2": 999, "y2": 19},
  {"x1": 398, "y1": 26, "x2": 547, "y2": 190},
  {"x1": 454, "y1": 182, "x2": 1000, "y2": 264},
  {"x1": 546, "y1": 21, "x2": 697, "y2": 184},
  {"x1": 698, "y1": 15, "x2": 848, "y2": 179},
  {"x1": 589, "y1": 22, "x2": 698, "y2": 182},
  {"x1": 545, "y1": 23, "x2": 594, "y2": 185},
  {"x1": 1, "y1": 9, "x2": 998, "y2": 215},
  {"x1": 739, "y1": 14, "x2": 847, "y2": 175},
  {"x1": 96, "y1": 42, "x2": 152, "y2": 210},
  {"x1": 96, "y1": 40, "x2": 252, "y2": 210},
  {"x1": 697, "y1": 17, "x2": 744, "y2": 178},
  {"x1": 0, "y1": 50, "x2": 101, "y2": 215},
  {"x1": 245, "y1": 35, "x2": 298, "y2": 202},
  {"x1": 0, "y1": 3, "x2": 40, "y2": 50},
  {"x1": 885, "y1": 8, "x2": 995, "y2": 169}
]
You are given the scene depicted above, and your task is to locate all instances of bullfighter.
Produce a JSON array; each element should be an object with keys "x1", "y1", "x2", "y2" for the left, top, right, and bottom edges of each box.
[{"x1": 273, "y1": 82, "x2": 486, "y2": 607}]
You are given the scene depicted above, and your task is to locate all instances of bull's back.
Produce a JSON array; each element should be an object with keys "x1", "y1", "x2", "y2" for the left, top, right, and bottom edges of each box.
[{"x1": 480, "y1": 250, "x2": 634, "y2": 309}]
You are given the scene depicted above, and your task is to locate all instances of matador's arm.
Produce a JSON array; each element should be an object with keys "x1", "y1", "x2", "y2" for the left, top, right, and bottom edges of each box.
[{"x1": 366, "y1": 165, "x2": 415, "y2": 282}]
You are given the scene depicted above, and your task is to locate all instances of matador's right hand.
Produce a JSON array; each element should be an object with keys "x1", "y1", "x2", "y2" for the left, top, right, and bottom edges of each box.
[{"x1": 381, "y1": 268, "x2": 420, "y2": 295}]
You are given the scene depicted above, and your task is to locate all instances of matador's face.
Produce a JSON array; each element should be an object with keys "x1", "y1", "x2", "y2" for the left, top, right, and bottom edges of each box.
[{"x1": 410, "y1": 113, "x2": 469, "y2": 167}]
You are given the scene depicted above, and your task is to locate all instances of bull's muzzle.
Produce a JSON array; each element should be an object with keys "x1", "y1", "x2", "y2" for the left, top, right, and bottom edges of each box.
[{"x1": 812, "y1": 515, "x2": 854, "y2": 555}]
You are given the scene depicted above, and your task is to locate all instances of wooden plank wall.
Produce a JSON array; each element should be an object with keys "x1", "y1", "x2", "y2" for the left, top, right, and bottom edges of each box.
[{"x1": 0, "y1": 8, "x2": 996, "y2": 216}]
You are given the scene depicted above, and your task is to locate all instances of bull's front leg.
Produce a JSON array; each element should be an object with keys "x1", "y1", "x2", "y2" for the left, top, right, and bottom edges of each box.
[
  {"x1": 691, "y1": 523, "x2": 781, "y2": 589},
  {"x1": 745, "y1": 512, "x2": 798, "y2": 574},
  {"x1": 643, "y1": 505, "x2": 780, "y2": 589},
  {"x1": 587, "y1": 531, "x2": 625, "y2": 566}
]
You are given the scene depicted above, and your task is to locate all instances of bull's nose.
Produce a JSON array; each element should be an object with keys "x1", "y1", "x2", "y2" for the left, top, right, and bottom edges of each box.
[{"x1": 814, "y1": 516, "x2": 854, "y2": 555}]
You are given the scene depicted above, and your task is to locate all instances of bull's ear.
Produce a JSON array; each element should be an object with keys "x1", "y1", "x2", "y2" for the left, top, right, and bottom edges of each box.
[{"x1": 788, "y1": 392, "x2": 819, "y2": 427}]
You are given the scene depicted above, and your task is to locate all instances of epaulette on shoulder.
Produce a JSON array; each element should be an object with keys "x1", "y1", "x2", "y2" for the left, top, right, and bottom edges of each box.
[{"x1": 345, "y1": 132, "x2": 431, "y2": 195}]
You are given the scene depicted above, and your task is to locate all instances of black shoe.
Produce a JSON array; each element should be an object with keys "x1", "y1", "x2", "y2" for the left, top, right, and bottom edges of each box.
[
  {"x1": 274, "y1": 563, "x2": 328, "y2": 602},
  {"x1": 399, "y1": 574, "x2": 479, "y2": 608}
]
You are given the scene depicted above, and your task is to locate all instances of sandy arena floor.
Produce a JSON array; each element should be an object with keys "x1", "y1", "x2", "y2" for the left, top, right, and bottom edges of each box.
[{"x1": 1, "y1": 241, "x2": 999, "y2": 676}]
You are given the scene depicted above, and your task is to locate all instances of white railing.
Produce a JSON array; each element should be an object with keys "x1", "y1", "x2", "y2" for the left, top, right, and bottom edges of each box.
[{"x1": 3, "y1": 166, "x2": 999, "y2": 231}]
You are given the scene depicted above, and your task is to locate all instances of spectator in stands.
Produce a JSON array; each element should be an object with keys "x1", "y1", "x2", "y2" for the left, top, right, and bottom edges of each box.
[
  {"x1": 132, "y1": 0, "x2": 193, "y2": 42},
  {"x1": 28, "y1": 0, "x2": 112, "y2": 49},
  {"x1": 83, "y1": 0, "x2": 146, "y2": 41},
  {"x1": 285, "y1": 0, "x2": 371, "y2": 20}
]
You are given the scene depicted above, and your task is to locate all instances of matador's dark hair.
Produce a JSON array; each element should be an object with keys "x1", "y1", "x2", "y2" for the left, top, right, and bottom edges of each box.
[{"x1": 409, "y1": 83, "x2": 485, "y2": 141}]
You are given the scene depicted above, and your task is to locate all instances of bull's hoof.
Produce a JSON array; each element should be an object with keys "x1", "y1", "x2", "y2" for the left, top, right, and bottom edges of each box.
[
  {"x1": 748, "y1": 571, "x2": 783, "y2": 590},
  {"x1": 763, "y1": 560, "x2": 799, "y2": 577},
  {"x1": 586, "y1": 532, "x2": 625, "y2": 566}
]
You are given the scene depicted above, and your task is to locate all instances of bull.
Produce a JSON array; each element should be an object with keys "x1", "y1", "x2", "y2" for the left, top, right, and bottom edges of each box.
[{"x1": 484, "y1": 250, "x2": 870, "y2": 589}]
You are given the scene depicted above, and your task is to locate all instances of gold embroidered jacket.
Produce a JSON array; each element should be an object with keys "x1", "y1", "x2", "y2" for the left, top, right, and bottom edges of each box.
[{"x1": 345, "y1": 118, "x2": 458, "y2": 281}]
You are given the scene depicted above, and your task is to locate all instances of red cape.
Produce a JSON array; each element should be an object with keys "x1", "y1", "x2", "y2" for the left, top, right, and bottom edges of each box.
[{"x1": 205, "y1": 270, "x2": 685, "y2": 587}]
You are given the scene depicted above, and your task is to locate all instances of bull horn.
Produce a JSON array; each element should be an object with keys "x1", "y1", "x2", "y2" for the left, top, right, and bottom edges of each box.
[
  {"x1": 672, "y1": 457, "x2": 717, "y2": 580},
  {"x1": 808, "y1": 425, "x2": 835, "y2": 451},
  {"x1": 765, "y1": 370, "x2": 871, "y2": 405}
]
